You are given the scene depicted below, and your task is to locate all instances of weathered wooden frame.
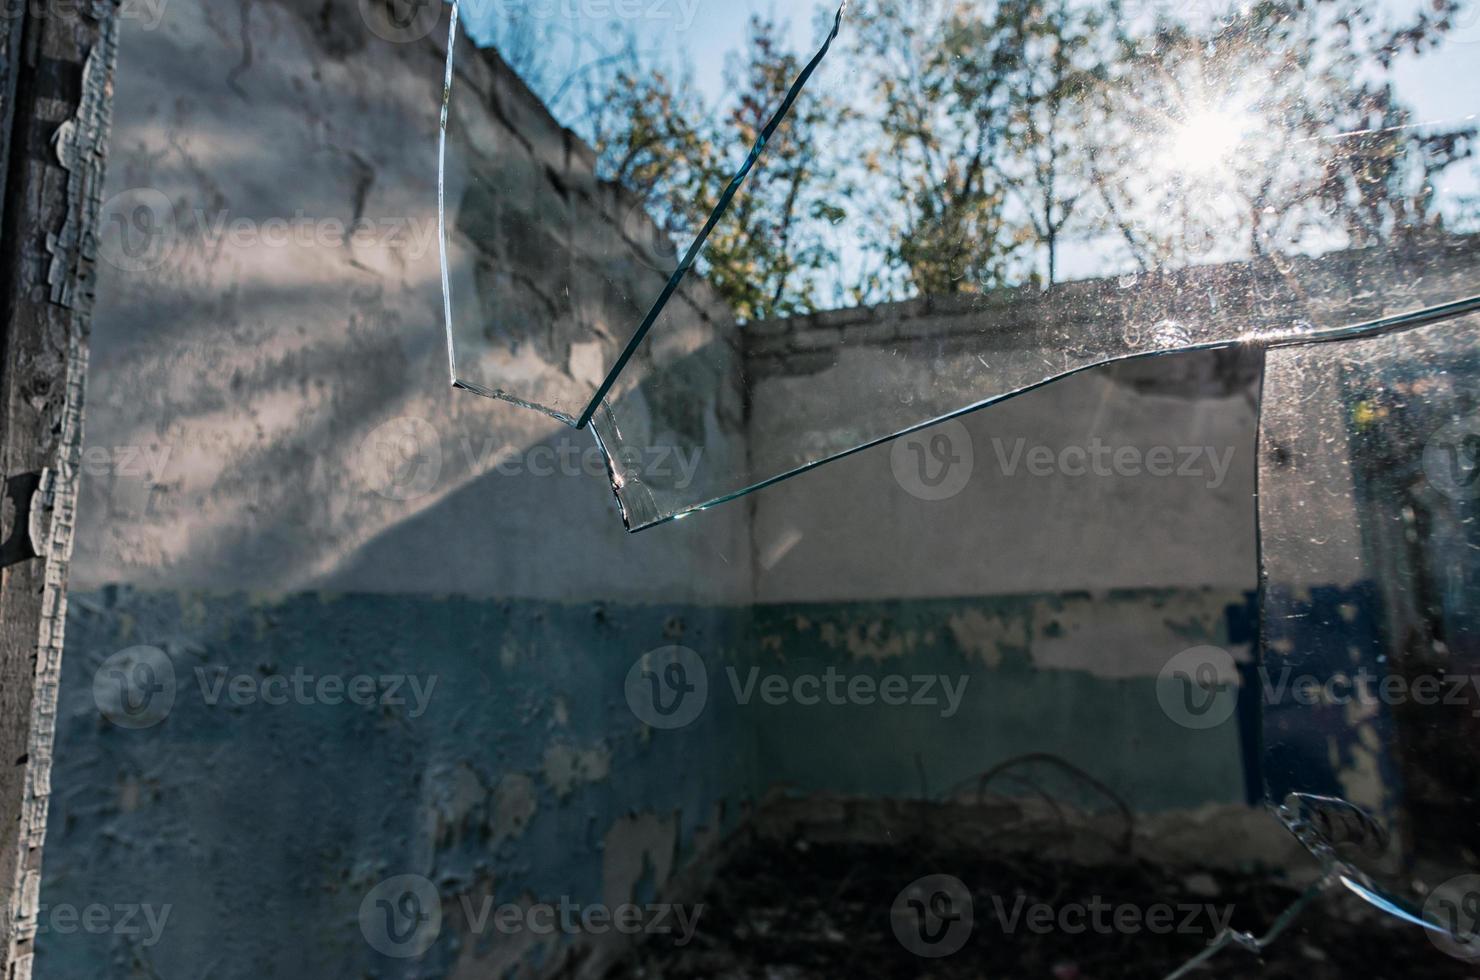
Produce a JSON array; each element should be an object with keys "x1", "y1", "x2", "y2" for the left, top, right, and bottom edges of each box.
[{"x1": 0, "y1": 3, "x2": 119, "y2": 977}]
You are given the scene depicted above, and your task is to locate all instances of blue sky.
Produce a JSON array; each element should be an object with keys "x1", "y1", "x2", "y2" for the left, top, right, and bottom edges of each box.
[{"x1": 457, "y1": 0, "x2": 1478, "y2": 290}]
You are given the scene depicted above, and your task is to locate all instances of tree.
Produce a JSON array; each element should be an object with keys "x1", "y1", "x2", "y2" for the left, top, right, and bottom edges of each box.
[
  {"x1": 585, "y1": 16, "x2": 847, "y2": 322},
  {"x1": 851, "y1": 0, "x2": 1027, "y2": 297},
  {"x1": 992, "y1": 0, "x2": 1116, "y2": 286},
  {"x1": 698, "y1": 16, "x2": 849, "y2": 320},
  {"x1": 550, "y1": 0, "x2": 1473, "y2": 312}
]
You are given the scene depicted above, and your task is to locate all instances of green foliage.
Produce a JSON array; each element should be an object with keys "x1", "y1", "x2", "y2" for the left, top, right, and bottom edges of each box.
[{"x1": 566, "y1": 0, "x2": 1473, "y2": 317}]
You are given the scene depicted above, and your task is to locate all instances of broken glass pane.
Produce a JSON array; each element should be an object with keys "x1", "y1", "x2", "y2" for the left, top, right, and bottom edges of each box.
[
  {"x1": 439, "y1": 0, "x2": 845, "y2": 422},
  {"x1": 443, "y1": 0, "x2": 1480, "y2": 527},
  {"x1": 1258, "y1": 314, "x2": 1480, "y2": 949}
]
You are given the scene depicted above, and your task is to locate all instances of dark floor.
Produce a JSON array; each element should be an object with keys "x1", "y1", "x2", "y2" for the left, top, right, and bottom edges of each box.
[{"x1": 604, "y1": 832, "x2": 1478, "y2": 979}]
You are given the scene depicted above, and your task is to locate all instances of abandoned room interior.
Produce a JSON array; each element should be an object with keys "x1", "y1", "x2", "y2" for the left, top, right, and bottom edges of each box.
[{"x1": 1, "y1": 0, "x2": 1478, "y2": 977}]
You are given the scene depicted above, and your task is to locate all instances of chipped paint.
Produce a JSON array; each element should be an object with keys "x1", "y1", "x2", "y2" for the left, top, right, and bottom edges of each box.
[
  {"x1": 946, "y1": 607, "x2": 1027, "y2": 669},
  {"x1": 542, "y1": 742, "x2": 613, "y2": 800},
  {"x1": 46, "y1": 18, "x2": 119, "y2": 309},
  {"x1": 602, "y1": 812, "x2": 678, "y2": 911},
  {"x1": 492, "y1": 774, "x2": 538, "y2": 845}
]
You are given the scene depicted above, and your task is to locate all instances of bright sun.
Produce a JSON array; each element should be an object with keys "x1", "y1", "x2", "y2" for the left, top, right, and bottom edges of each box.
[{"x1": 1167, "y1": 107, "x2": 1253, "y2": 175}]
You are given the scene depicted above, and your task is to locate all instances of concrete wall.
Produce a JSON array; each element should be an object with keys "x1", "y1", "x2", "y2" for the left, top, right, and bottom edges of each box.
[
  {"x1": 747, "y1": 349, "x2": 1262, "y2": 603},
  {"x1": 46, "y1": 3, "x2": 757, "y2": 977},
  {"x1": 73, "y1": 0, "x2": 753, "y2": 603}
]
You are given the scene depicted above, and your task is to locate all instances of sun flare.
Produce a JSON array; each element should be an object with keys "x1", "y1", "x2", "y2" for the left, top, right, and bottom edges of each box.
[{"x1": 1167, "y1": 107, "x2": 1254, "y2": 175}]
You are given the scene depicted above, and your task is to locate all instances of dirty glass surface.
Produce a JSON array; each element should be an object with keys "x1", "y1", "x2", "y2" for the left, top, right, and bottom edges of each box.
[
  {"x1": 442, "y1": 0, "x2": 1480, "y2": 526},
  {"x1": 439, "y1": 0, "x2": 845, "y2": 422},
  {"x1": 1258, "y1": 316, "x2": 1480, "y2": 952}
]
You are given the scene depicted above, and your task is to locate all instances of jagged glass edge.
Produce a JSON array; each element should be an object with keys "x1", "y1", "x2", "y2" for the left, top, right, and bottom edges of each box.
[
  {"x1": 606, "y1": 294, "x2": 1480, "y2": 532},
  {"x1": 438, "y1": 0, "x2": 583, "y2": 427},
  {"x1": 1252, "y1": 320, "x2": 1480, "y2": 949},
  {"x1": 438, "y1": 0, "x2": 847, "y2": 429},
  {"x1": 438, "y1": 0, "x2": 1480, "y2": 535},
  {"x1": 571, "y1": 2, "x2": 848, "y2": 430}
]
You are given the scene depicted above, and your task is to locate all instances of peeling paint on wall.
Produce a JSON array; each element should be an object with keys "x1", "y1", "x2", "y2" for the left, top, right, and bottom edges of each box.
[{"x1": 543, "y1": 742, "x2": 614, "y2": 800}]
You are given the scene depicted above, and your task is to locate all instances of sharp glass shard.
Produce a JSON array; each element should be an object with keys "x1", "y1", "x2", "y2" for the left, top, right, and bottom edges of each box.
[{"x1": 1259, "y1": 314, "x2": 1480, "y2": 936}]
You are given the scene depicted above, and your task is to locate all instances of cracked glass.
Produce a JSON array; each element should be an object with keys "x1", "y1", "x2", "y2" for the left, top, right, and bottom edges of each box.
[
  {"x1": 443, "y1": 0, "x2": 1479, "y2": 529},
  {"x1": 1258, "y1": 316, "x2": 1480, "y2": 954}
]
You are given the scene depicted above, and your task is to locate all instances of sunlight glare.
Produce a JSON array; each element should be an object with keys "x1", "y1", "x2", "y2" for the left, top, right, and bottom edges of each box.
[{"x1": 1168, "y1": 107, "x2": 1252, "y2": 175}]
